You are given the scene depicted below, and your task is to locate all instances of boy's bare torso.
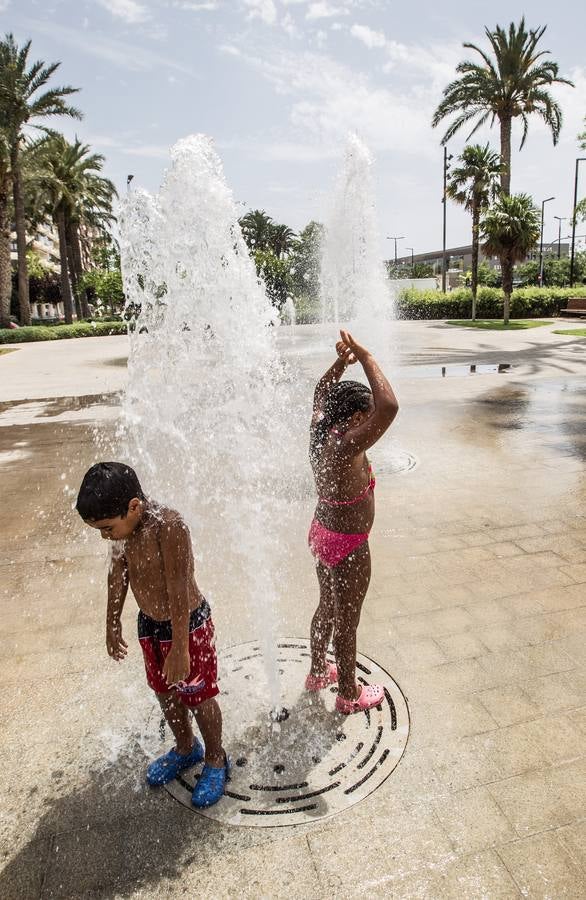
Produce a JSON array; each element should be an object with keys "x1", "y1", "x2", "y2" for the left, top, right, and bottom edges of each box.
[{"x1": 117, "y1": 503, "x2": 204, "y2": 621}]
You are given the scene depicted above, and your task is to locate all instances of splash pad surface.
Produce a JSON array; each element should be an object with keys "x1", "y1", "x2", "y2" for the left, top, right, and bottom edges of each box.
[{"x1": 163, "y1": 639, "x2": 410, "y2": 826}]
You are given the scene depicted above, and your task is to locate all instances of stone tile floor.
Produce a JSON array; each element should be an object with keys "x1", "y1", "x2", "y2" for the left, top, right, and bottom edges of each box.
[{"x1": 0, "y1": 322, "x2": 585, "y2": 898}]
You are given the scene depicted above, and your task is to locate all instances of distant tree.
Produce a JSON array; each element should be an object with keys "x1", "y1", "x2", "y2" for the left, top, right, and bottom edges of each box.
[
  {"x1": 481, "y1": 193, "x2": 540, "y2": 323},
  {"x1": 290, "y1": 221, "x2": 323, "y2": 307},
  {"x1": 476, "y1": 261, "x2": 502, "y2": 287},
  {"x1": 432, "y1": 19, "x2": 572, "y2": 194},
  {"x1": 239, "y1": 209, "x2": 274, "y2": 251},
  {"x1": 447, "y1": 143, "x2": 502, "y2": 317},
  {"x1": 253, "y1": 249, "x2": 292, "y2": 310},
  {"x1": 0, "y1": 33, "x2": 81, "y2": 324},
  {"x1": 269, "y1": 223, "x2": 297, "y2": 258},
  {"x1": 386, "y1": 261, "x2": 435, "y2": 279}
]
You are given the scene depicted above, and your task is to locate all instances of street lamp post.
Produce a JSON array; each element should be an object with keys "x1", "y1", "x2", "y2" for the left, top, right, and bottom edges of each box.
[
  {"x1": 570, "y1": 158, "x2": 586, "y2": 287},
  {"x1": 554, "y1": 216, "x2": 566, "y2": 259},
  {"x1": 441, "y1": 147, "x2": 453, "y2": 293},
  {"x1": 386, "y1": 235, "x2": 405, "y2": 266},
  {"x1": 539, "y1": 196, "x2": 555, "y2": 286},
  {"x1": 406, "y1": 247, "x2": 415, "y2": 274},
  {"x1": 126, "y1": 174, "x2": 134, "y2": 193}
]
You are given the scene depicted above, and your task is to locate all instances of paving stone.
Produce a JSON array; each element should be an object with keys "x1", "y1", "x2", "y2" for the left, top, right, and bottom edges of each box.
[{"x1": 497, "y1": 830, "x2": 585, "y2": 899}]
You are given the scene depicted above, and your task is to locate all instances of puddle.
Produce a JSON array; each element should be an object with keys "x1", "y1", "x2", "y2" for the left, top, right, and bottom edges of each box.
[{"x1": 0, "y1": 393, "x2": 121, "y2": 426}]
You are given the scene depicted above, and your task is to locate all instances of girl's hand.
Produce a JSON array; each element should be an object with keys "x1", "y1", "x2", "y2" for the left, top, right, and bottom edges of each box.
[
  {"x1": 336, "y1": 340, "x2": 357, "y2": 365},
  {"x1": 340, "y1": 330, "x2": 368, "y2": 362}
]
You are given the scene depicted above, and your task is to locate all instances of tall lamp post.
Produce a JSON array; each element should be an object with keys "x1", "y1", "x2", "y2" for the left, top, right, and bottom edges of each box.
[
  {"x1": 570, "y1": 158, "x2": 586, "y2": 286},
  {"x1": 538, "y1": 196, "x2": 555, "y2": 286},
  {"x1": 441, "y1": 147, "x2": 453, "y2": 292},
  {"x1": 406, "y1": 246, "x2": 415, "y2": 274},
  {"x1": 126, "y1": 174, "x2": 134, "y2": 193},
  {"x1": 386, "y1": 235, "x2": 405, "y2": 266},
  {"x1": 553, "y1": 216, "x2": 566, "y2": 259}
]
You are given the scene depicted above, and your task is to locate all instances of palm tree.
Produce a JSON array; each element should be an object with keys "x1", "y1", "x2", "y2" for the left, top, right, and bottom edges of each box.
[
  {"x1": 481, "y1": 193, "x2": 540, "y2": 324},
  {"x1": 447, "y1": 144, "x2": 502, "y2": 318},
  {"x1": 269, "y1": 223, "x2": 297, "y2": 258},
  {"x1": 239, "y1": 209, "x2": 273, "y2": 251},
  {"x1": 0, "y1": 34, "x2": 81, "y2": 324},
  {"x1": 432, "y1": 19, "x2": 573, "y2": 194},
  {"x1": 30, "y1": 135, "x2": 116, "y2": 323},
  {"x1": 0, "y1": 128, "x2": 11, "y2": 327}
]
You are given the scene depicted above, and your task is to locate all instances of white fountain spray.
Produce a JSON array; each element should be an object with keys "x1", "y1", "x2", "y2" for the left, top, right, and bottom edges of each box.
[
  {"x1": 320, "y1": 134, "x2": 395, "y2": 355},
  {"x1": 118, "y1": 135, "x2": 301, "y2": 714}
]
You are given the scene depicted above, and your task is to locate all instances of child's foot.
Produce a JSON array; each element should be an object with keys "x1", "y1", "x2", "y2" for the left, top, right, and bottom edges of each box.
[
  {"x1": 191, "y1": 753, "x2": 230, "y2": 808},
  {"x1": 146, "y1": 738, "x2": 204, "y2": 786},
  {"x1": 305, "y1": 661, "x2": 338, "y2": 692},
  {"x1": 335, "y1": 683, "x2": 384, "y2": 715}
]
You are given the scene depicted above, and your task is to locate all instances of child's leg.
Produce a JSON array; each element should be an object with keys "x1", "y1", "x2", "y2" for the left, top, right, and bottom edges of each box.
[
  {"x1": 192, "y1": 697, "x2": 224, "y2": 768},
  {"x1": 157, "y1": 690, "x2": 195, "y2": 755},
  {"x1": 310, "y1": 561, "x2": 335, "y2": 677},
  {"x1": 332, "y1": 542, "x2": 371, "y2": 701}
]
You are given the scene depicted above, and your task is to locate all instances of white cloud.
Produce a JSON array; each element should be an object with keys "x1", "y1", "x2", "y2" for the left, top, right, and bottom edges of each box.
[
  {"x1": 350, "y1": 24, "x2": 386, "y2": 49},
  {"x1": 174, "y1": 1, "x2": 218, "y2": 9},
  {"x1": 25, "y1": 19, "x2": 196, "y2": 75},
  {"x1": 243, "y1": 0, "x2": 277, "y2": 24},
  {"x1": 96, "y1": 0, "x2": 150, "y2": 24},
  {"x1": 0, "y1": 0, "x2": 11, "y2": 10},
  {"x1": 306, "y1": 2, "x2": 349, "y2": 20}
]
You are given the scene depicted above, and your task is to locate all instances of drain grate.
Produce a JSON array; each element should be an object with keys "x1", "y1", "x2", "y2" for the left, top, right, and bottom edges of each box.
[
  {"x1": 369, "y1": 447, "x2": 418, "y2": 476},
  {"x1": 164, "y1": 639, "x2": 410, "y2": 826}
]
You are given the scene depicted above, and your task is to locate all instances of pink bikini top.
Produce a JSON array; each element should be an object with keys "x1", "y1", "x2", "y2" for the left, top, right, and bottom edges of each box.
[{"x1": 320, "y1": 427, "x2": 376, "y2": 506}]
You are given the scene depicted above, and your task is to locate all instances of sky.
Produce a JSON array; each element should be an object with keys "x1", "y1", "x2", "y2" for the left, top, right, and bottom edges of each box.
[{"x1": 4, "y1": 0, "x2": 586, "y2": 258}]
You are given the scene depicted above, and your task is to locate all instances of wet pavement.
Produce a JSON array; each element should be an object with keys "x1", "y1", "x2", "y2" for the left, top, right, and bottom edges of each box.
[{"x1": 0, "y1": 321, "x2": 585, "y2": 899}]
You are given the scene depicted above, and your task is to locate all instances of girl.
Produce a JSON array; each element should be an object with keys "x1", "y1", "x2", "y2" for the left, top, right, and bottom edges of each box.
[{"x1": 306, "y1": 330, "x2": 399, "y2": 714}]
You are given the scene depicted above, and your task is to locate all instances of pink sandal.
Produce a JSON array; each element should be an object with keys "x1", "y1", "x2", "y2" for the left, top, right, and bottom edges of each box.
[
  {"x1": 305, "y1": 661, "x2": 338, "y2": 692},
  {"x1": 335, "y1": 683, "x2": 384, "y2": 714}
]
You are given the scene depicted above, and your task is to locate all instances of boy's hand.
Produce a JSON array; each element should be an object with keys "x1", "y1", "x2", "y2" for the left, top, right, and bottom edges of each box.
[
  {"x1": 340, "y1": 329, "x2": 368, "y2": 361},
  {"x1": 163, "y1": 645, "x2": 191, "y2": 686},
  {"x1": 106, "y1": 621, "x2": 128, "y2": 661}
]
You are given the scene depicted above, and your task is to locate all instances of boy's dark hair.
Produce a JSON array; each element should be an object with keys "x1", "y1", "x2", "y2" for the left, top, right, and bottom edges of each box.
[
  {"x1": 76, "y1": 462, "x2": 145, "y2": 520},
  {"x1": 310, "y1": 380, "x2": 372, "y2": 458}
]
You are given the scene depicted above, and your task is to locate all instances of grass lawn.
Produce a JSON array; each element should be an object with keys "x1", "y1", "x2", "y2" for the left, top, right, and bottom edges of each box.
[
  {"x1": 446, "y1": 319, "x2": 554, "y2": 331},
  {"x1": 0, "y1": 347, "x2": 17, "y2": 356},
  {"x1": 552, "y1": 328, "x2": 586, "y2": 337}
]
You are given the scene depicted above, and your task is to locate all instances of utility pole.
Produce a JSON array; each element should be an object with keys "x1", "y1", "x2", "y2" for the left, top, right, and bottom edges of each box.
[
  {"x1": 554, "y1": 216, "x2": 566, "y2": 259},
  {"x1": 386, "y1": 235, "x2": 405, "y2": 266},
  {"x1": 406, "y1": 247, "x2": 415, "y2": 274},
  {"x1": 442, "y1": 147, "x2": 452, "y2": 292},
  {"x1": 539, "y1": 196, "x2": 554, "y2": 287},
  {"x1": 570, "y1": 158, "x2": 586, "y2": 286}
]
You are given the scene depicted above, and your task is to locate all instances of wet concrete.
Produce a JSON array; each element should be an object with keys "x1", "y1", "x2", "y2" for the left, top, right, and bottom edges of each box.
[{"x1": 0, "y1": 322, "x2": 585, "y2": 899}]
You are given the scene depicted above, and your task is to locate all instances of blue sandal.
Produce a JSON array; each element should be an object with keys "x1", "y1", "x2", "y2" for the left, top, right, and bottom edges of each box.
[
  {"x1": 146, "y1": 738, "x2": 205, "y2": 786},
  {"x1": 191, "y1": 753, "x2": 230, "y2": 808}
]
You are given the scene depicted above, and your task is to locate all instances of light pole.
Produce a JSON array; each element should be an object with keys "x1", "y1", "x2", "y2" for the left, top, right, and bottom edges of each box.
[
  {"x1": 386, "y1": 235, "x2": 405, "y2": 266},
  {"x1": 406, "y1": 246, "x2": 415, "y2": 274},
  {"x1": 126, "y1": 174, "x2": 134, "y2": 193},
  {"x1": 570, "y1": 158, "x2": 586, "y2": 286},
  {"x1": 442, "y1": 147, "x2": 453, "y2": 292},
  {"x1": 553, "y1": 216, "x2": 566, "y2": 259},
  {"x1": 539, "y1": 196, "x2": 555, "y2": 286}
]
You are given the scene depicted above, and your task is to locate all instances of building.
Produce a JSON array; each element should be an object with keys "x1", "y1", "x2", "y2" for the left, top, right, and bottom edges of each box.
[
  {"x1": 392, "y1": 241, "x2": 570, "y2": 277},
  {"x1": 10, "y1": 221, "x2": 61, "y2": 273}
]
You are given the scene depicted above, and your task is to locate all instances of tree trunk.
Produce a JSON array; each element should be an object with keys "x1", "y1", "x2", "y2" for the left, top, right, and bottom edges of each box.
[
  {"x1": 501, "y1": 252, "x2": 513, "y2": 325},
  {"x1": 70, "y1": 221, "x2": 91, "y2": 318},
  {"x1": 471, "y1": 201, "x2": 480, "y2": 320},
  {"x1": 56, "y1": 207, "x2": 74, "y2": 324},
  {"x1": 499, "y1": 115, "x2": 512, "y2": 195},
  {"x1": 0, "y1": 173, "x2": 12, "y2": 329},
  {"x1": 65, "y1": 221, "x2": 82, "y2": 319},
  {"x1": 10, "y1": 145, "x2": 31, "y2": 325}
]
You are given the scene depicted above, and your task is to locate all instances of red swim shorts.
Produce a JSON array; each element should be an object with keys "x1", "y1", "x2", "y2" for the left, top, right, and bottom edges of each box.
[{"x1": 137, "y1": 600, "x2": 219, "y2": 708}]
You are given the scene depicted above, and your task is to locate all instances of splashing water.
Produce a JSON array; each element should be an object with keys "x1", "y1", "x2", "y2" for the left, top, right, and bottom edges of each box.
[
  {"x1": 320, "y1": 134, "x2": 396, "y2": 354},
  {"x1": 118, "y1": 135, "x2": 303, "y2": 712}
]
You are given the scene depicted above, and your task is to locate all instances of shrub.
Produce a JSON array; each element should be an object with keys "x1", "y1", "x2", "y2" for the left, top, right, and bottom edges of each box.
[
  {"x1": 0, "y1": 321, "x2": 128, "y2": 344},
  {"x1": 395, "y1": 286, "x2": 585, "y2": 320}
]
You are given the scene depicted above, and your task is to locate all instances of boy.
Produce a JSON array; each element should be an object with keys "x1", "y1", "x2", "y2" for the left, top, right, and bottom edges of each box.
[{"x1": 76, "y1": 462, "x2": 228, "y2": 807}]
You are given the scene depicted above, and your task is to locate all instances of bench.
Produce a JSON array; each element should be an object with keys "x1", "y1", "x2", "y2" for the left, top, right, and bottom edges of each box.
[{"x1": 560, "y1": 297, "x2": 586, "y2": 318}]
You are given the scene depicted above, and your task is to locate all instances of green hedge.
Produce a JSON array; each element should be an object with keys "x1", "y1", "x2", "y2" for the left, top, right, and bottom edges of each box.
[
  {"x1": 0, "y1": 321, "x2": 128, "y2": 344},
  {"x1": 395, "y1": 286, "x2": 585, "y2": 320}
]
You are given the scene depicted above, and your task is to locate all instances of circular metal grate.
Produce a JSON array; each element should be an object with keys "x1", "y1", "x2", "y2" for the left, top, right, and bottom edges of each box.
[
  {"x1": 164, "y1": 639, "x2": 410, "y2": 826},
  {"x1": 369, "y1": 446, "x2": 418, "y2": 475}
]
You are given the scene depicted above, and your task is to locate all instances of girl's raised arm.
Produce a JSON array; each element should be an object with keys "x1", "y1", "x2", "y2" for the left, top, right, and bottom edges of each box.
[
  {"x1": 312, "y1": 342, "x2": 356, "y2": 424},
  {"x1": 337, "y1": 330, "x2": 398, "y2": 453}
]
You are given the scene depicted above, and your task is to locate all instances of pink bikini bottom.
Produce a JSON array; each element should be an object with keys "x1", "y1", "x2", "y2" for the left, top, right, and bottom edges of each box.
[{"x1": 308, "y1": 519, "x2": 369, "y2": 568}]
